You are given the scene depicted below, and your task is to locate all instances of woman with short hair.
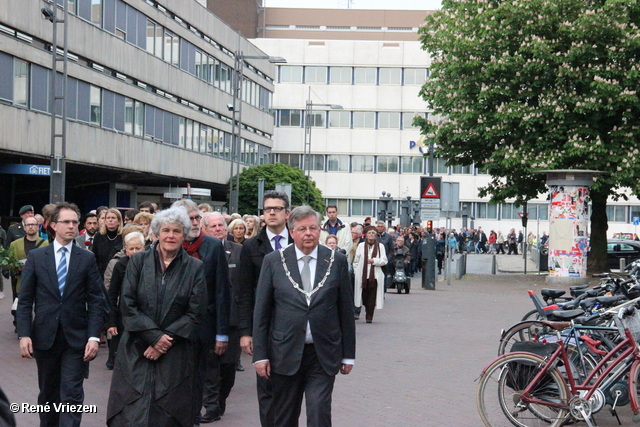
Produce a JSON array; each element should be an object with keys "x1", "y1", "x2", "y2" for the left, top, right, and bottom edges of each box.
[
  {"x1": 107, "y1": 207, "x2": 206, "y2": 426},
  {"x1": 228, "y1": 218, "x2": 247, "y2": 245}
]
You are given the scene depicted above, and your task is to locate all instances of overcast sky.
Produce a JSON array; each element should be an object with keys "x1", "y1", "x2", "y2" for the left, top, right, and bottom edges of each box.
[{"x1": 265, "y1": 0, "x2": 442, "y2": 10}]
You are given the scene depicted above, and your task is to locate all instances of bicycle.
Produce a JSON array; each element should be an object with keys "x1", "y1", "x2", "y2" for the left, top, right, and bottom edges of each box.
[{"x1": 477, "y1": 305, "x2": 640, "y2": 426}]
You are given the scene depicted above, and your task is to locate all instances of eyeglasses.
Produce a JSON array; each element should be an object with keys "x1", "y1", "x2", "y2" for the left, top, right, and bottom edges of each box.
[
  {"x1": 294, "y1": 226, "x2": 320, "y2": 234},
  {"x1": 189, "y1": 215, "x2": 202, "y2": 222},
  {"x1": 24, "y1": 223, "x2": 39, "y2": 227},
  {"x1": 56, "y1": 220, "x2": 79, "y2": 226},
  {"x1": 263, "y1": 206, "x2": 286, "y2": 213}
]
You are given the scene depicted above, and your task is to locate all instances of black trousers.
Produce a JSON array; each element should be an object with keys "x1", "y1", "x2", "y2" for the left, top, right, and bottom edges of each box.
[
  {"x1": 33, "y1": 324, "x2": 88, "y2": 427},
  {"x1": 362, "y1": 281, "x2": 378, "y2": 321},
  {"x1": 257, "y1": 373, "x2": 275, "y2": 427},
  {"x1": 271, "y1": 344, "x2": 335, "y2": 427},
  {"x1": 203, "y1": 328, "x2": 240, "y2": 417}
]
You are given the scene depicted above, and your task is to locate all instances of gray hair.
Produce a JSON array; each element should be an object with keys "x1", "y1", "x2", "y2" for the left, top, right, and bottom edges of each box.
[
  {"x1": 264, "y1": 190, "x2": 290, "y2": 210},
  {"x1": 151, "y1": 207, "x2": 191, "y2": 237},
  {"x1": 124, "y1": 231, "x2": 145, "y2": 246},
  {"x1": 171, "y1": 199, "x2": 200, "y2": 214},
  {"x1": 288, "y1": 206, "x2": 321, "y2": 230},
  {"x1": 227, "y1": 218, "x2": 247, "y2": 233},
  {"x1": 204, "y1": 211, "x2": 225, "y2": 228}
]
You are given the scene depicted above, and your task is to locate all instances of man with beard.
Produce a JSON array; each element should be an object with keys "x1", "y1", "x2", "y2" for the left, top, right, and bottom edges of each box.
[
  {"x1": 200, "y1": 212, "x2": 242, "y2": 422},
  {"x1": 75, "y1": 213, "x2": 99, "y2": 250},
  {"x1": 171, "y1": 200, "x2": 230, "y2": 426}
]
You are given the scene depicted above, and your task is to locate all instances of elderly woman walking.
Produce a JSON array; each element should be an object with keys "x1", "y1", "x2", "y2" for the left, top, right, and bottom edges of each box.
[
  {"x1": 353, "y1": 226, "x2": 387, "y2": 323},
  {"x1": 107, "y1": 207, "x2": 206, "y2": 426}
]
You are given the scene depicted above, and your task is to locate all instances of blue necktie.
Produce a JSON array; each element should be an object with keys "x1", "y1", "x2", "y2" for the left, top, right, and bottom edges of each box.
[
  {"x1": 57, "y1": 247, "x2": 68, "y2": 297},
  {"x1": 274, "y1": 235, "x2": 283, "y2": 250}
]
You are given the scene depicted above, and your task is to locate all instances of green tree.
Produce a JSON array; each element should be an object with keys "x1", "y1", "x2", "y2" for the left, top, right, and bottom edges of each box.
[
  {"x1": 233, "y1": 163, "x2": 325, "y2": 215},
  {"x1": 418, "y1": 0, "x2": 640, "y2": 271}
]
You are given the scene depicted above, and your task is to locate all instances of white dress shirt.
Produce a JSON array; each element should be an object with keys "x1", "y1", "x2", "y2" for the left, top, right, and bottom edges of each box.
[{"x1": 266, "y1": 228, "x2": 290, "y2": 251}]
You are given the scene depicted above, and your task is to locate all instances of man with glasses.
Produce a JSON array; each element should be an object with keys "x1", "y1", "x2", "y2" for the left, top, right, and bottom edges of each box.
[
  {"x1": 171, "y1": 199, "x2": 231, "y2": 426},
  {"x1": 16, "y1": 202, "x2": 104, "y2": 427},
  {"x1": 238, "y1": 190, "x2": 293, "y2": 427}
]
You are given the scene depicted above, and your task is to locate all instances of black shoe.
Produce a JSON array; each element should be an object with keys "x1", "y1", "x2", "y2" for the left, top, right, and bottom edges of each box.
[
  {"x1": 200, "y1": 412, "x2": 221, "y2": 423},
  {"x1": 236, "y1": 361, "x2": 244, "y2": 372}
]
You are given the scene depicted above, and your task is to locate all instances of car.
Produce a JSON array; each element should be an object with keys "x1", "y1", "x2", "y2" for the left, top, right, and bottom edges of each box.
[{"x1": 606, "y1": 239, "x2": 640, "y2": 270}]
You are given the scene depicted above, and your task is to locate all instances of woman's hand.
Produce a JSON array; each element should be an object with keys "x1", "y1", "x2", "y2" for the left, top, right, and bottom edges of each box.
[
  {"x1": 144, "y1": 346, "x2": 162, "y2": 361},
  {"x1": 153, "y1": 334, "x2": 173, "y2": 353}
]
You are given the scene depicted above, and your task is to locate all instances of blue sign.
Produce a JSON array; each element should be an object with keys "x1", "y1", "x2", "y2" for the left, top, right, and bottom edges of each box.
[
  {"x1": 634, "y1": 217, "x2": 640, "y2": 226},
  {"x1": 0, "y1": 164, "x2": 51, "y2": 176}
]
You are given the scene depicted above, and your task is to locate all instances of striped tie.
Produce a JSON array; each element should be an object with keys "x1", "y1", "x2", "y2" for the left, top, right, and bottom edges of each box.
[{"x1": 57, "y1": 247, "x2": 67, "y2": 297}]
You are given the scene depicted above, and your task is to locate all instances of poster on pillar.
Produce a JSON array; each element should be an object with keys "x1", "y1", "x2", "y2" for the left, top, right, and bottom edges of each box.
[{"x1": 548, "y1": 185, "x2": 590, "y2": 278}]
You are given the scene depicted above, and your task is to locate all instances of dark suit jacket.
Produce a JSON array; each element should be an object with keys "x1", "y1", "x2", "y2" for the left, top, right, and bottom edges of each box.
[
  {"x1": 252, "y1": 244, "x2": 356, "y2": 377},
  {"x1": 224, "y1": 239, "x2": 242, "y2": 327},
  {"x1": 237, "y1": 227, "x2": 293, "y2": 337},
  {"x1": 16, "y1": 244, "x2": 105, "y2": 351},
  {"x1": 197, "y1": 235, "x2": 231, "y2": 343}
]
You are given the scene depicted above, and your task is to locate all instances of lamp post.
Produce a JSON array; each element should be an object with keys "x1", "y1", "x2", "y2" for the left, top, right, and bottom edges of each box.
[
  {"x1": 42, "y1": 3, "x2": 69, "y2": 203},
  {"x1": 227, "y1": 47, "x2": 286, "y2": 213},
  {"x1": 303, "y1": 87, "x2": 342, "y2": 204}
]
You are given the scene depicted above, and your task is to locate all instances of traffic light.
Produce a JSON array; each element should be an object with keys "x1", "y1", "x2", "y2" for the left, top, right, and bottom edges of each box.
[{"x1": 426, "y1": 220, "x2": 433, "y2": 233}]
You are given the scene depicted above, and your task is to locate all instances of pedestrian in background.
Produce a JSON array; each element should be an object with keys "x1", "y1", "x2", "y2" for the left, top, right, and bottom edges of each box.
[
  {"x1": 353, "y1": 225, "x2": 387, "y2": 323},
  {"x1": 92, "y1": 208, "x2": 123, "y2": 278}
]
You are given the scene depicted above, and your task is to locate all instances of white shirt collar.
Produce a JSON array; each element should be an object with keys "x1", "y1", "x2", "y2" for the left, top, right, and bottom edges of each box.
[
  {"x1": 53, "y1": 239, "x2": 74, "y2": 254},
  {"x1": 294, "y1": 245, "x2": 318, "y2": 261},
  {"x1": 266, "y1": 227, "x2": 289, "y2": 243}
]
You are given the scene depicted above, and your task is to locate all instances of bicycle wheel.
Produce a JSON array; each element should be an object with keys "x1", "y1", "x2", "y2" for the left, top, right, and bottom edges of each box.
[
  {"x1": 477, "y1": 353, "x2": 570, "y2": 427},
  {"x1": 498, "y1": 321, "x2": 554, "y2": 356},
  {"x1": 521, "y1": 309, "x2": 542, "y2": 322}
]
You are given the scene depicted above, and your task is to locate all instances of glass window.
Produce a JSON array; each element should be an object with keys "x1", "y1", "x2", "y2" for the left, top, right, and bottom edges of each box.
[
  {"x1": 329, "y1": 110, "x2": 350, "y2": 128},
  {"x1": 477, "y1": 203, "x2": 498, "y2": 219},
  {"x1": 452, "y1": 164, "x2": 473, "y2": 174},
  {"x1": 115, "y1": 0, "x2": 126, "y2": 38},
  {"x1": 146, "y1": 19, "x2": 156, "y2": 55},
  {"x1": 352, "y1": 155, "x2": 374, "y2": 172},
  {"x1": 124, "y1": 97, "x2": 134, "y2": 133},
  {"x1": 164, "y1": 30, "x2": 174, "y2": 64},
  {"x1": 13, "y1": 59, "x2": 29, "y2": 107},
  {"x1": 179, "y1": 117, "x2": 185, "y2": 148},
  {"x1": 352, "y1": 199, "x2": 373, "y2": 217},
  {"x1": 195, "y1": 50, "x2": 203, "y2": 80},
  {"x1": 354, "y1": 67, "x2": 377, "y2": 84},
  {"x1": 378, "y1": 156, "x2": 399, "y2": 173},
  {"x1": 538, "y1": 204, "x2": 549, "y2": 221},
  {"x1": 326, "y1": 199, "x2": 348, "y2": 215},
  {"x1": 134, "y1": 101, "x2": 144, "y2": 136},
  {"x1": 329, "y1": 66, "x2": 351, "y2": 84},
  {"x1": 90, "y1": 85, "x2": 101, "y2": 126},
  {"x1": 327, "y1": 155, "x2": 349, "y2": 172},
  {"x1": 402, "y1": 156, "x2": 422, "y2": 174},
  {"x1": 403, "y1": 112, "x2": 422, "y2": 129},
  {"x1": 280, "y1": 66, "x2": 303, "y2": 83},
  {"x1": 310, "y1": 154, "x2": 324, "y2": 171},
  {"x1": 378, "y1": 112, "x2": 400, "y2": 129},
  {"x1": 353, "y1": 111, "x2": 375, "y2": 129},
  {"x1": 379, "y1": 68, "x2": 401, "y2": 85},
  {"x1": 279, "y1": 153, "x2": 300, "y2": 168},
  {"x1": 279, "y1": 110, "x2": 302, "y2": 127},
  {"x1": 427, "y1": 157, "x2": 448, "y2": 174},
  {"x1": 305, "y1": 66, "x2": 327, "y2": 84},
  {"x1": 193, "y1": 121, "x2": 201, "y2": 151},
  {"x1": 91, "y1": 0, "x2": 102, "y2": 25},
  {"x1": 527, "y1": 204, "x2": 538, "y2": 221},
  {"x1": 606, "y1": 205, "x2": 626, "y2": 223},
  {"x1": 68, "y1": 0, "x2": 77, "y2": 14},
  {"x1": 308, "y1": 111, "x2": 325, "y2": 127},
  {"x1": 404, "y1": 68, "x2": 427, "y2": 85},
  {"x1": 500, "y1": 203, "x2": 515, "y2": 220}
]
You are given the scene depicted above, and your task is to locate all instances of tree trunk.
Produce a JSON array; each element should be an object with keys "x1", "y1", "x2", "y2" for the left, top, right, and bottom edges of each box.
[{"x1": 588, "y1": 190, "x2": 609, "y2": 273}]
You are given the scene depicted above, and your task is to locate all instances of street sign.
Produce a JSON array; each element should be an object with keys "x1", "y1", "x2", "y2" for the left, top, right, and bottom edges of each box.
[
  {"x1": 420, "y1": 209, "x2": 440, "y2": 221},
  {"x1": 634, "y1": 217, "x2": 640, "y2": 226},
  {"x1": 0, "y1": 164, "x2": 51, "y2": 176},
  {"x1": 420, "y1": 199, "x2": 440, "y2": 209},
  {"x1": 420, "y1": 177, "x2": 442, "y2": 221}
]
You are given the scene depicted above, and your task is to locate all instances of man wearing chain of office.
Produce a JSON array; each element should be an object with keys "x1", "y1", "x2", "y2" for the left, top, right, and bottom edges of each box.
[{"x1": 252, "y1": 205, "x2": 356, "y2": 427}]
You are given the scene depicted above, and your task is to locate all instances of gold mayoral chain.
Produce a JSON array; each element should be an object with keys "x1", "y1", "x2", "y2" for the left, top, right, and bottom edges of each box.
[{"x1": 279, "y1": 248, "x2": 335, "y2": 304}]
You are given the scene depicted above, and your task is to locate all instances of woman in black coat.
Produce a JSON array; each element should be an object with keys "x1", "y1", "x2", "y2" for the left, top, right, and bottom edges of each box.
[{"x1": 92, "y1": 208, "x2": 124, "y2": 278}]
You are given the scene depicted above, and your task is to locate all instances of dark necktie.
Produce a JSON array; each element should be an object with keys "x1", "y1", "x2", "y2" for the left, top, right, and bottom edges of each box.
[
  {"x1": 57, "y1": 247, "x2": 68, "y2": 296},
  {"x1": 273, "y1": 235, "x2": 283, "y2": 250}
]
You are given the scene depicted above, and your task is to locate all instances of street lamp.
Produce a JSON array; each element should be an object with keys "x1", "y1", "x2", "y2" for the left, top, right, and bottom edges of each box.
[
  {"x1": 228, "y1": 49, "x2": 286, "y2": 213},
  {"x1": 303, "y1": 87, "x2": 343, "y2": 204}
]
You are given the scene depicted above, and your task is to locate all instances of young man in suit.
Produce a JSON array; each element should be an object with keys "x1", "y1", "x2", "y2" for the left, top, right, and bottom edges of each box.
[
  {"x1": 252, "y1": 206, "x2": 356, "y2": 427},
  {"x1": 16, "y1": 202, "x2": 104, "y2": 427},
  {"x1": 237, "y1": 190, "x2": 293, "y2": 427}
]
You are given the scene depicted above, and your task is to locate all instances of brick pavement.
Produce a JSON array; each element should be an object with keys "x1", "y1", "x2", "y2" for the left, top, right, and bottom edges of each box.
[{"x1": 0, "y1": 274, "x2": 635, "y2": 426}]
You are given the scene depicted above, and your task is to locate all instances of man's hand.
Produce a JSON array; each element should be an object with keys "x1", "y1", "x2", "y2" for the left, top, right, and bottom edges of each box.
[
  {"x1": 144, "y1": 346, "x2": 162, "y2": 361},
  {"x1": 214, "y1": 340, "x2": 228, "y2": 356},
  {"x1": 83, "y1": 340, "x2": 99, "y2": 362},
  {"x1": 153, "y1": 334, "x2": 173, "y2": 354},
  {"x1": 340, "y1": 363, "x2": 353, "y2": 375},
  {"x1": 107, "y1": 327, "x2": 118, "y2": 336},
  {"x1": 19, "y1": 337, "x2": 33, "y2": 359},
  {"x1": 240, "y1": 335, "x2": 253, "y2": 355},
  {"x1": 255, "y1": 360, "x2": 270, "y2": 379}
]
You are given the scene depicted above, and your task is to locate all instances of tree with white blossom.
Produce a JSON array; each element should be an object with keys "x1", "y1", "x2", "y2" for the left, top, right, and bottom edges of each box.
[{"x1": 417, "y1": 0, "x2": 640, "y2": 271}]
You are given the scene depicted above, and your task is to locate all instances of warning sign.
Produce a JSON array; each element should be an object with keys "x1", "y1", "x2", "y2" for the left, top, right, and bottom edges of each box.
[{"x1": 422, "y1": 183, "x2": 439, "y2": 198}]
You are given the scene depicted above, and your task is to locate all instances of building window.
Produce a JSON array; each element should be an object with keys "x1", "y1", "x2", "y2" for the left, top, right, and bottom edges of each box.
[
  {"x1": 115, "y1": 0, "x2": 126, "y2": 38},
  {"x1": 352, "y1": 199, "x2": 373, "y2": 216},
  {"x1": 452, "y1": 164, "x2": 473, "y2": 174},
  {"x1": 327, "y1": 155, "x2": 349, "y2": 172},
  {"x1": 308, "y1": 111, "x2": 325, "y2": 127},
  {"x1": 353, "y1": 111, "x2": 375, "y2": 129},
  {"x1": 379, "y1": 68, "x2": 401, "y2": 85},
  {"x1": 378, "y1": 112, "x2": 400, "y2": 129},
  {"x1": 90, "y1": 85, "x2": 101, "y2": 126},
  {"x1": 279, "y1": 153, "x2": 301, "y2": 168},
  {"x1": 607, "y1": 205, "x2": 626, "y2": 223},
  {"x1": 280, "y1": 65, "x2": 303, "y2": 83},
  {"x1": 91, "y1": 0, "x2": 102, "y2": 25},
  {"x1": 279, "y1": 110, "x2": 302, "y2": 127},
  {"x1": 354, "y1": 67, "x2": 376, "y2": 84},
  {"x1": 124, "y1": 97, "x2": 134, "y2": 133},
  {"x1": 377, "y1": 156, "x2": 399, "y2": 173},
  {"x1": 538, "y1": 204, "x2": 549, "y2": 221},
  {"x1": 134, "y1": 101, "x2": 144, "y2": 136},
  {"x1": 329, "y1": 110, "x2": 350, "y2": 128},
  {"x1": 402, "y1": 156, "x2": 422, "y2": 174},
  {"x1": 329, "y1": 66, "x2": 351, "y2": 84},
  {"x1": 427, "y1": 157, "x2": 448, "y2": 174},
  {"x1": 402, "y1": 112, "x2": 422, "y2": 129},
  {"x1": 352, "y1": 155, "x2": 374, "y2": 172},
  {"x1": 404, "y1": 68, "x2": 427, "y2": 85},
  {"x1": 309, "y1": 154, "x2": 325, "y2": 171},
  {"x1": 13, "y1": 59, "x2": 29, "y2": 107},
  {"x1": 305, "y1": 66, "x2": 327, "y2": 84},
  {"x1": 477, "y1": 203, "x2": 498, "y2": 219},
  {"x1": 326, "y1": 199, "x2": 348, "y2": 215}
]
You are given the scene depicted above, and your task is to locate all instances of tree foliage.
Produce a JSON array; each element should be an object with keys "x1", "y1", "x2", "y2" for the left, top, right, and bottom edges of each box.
[
  {"x1": 234, "y1": 163, "x2": 325, "y2": 215},
  {"x1": 418, "y1": 0, "x2": 640, "y2": 271}
]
